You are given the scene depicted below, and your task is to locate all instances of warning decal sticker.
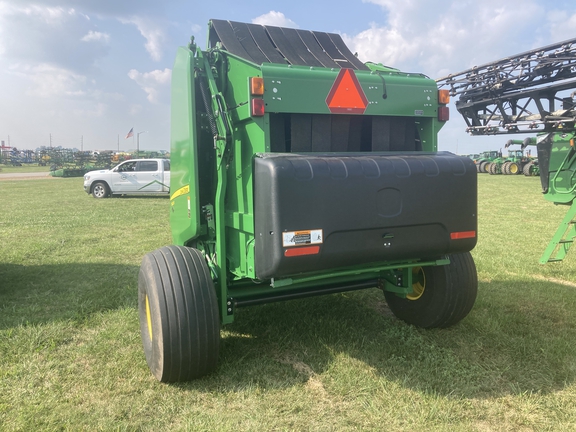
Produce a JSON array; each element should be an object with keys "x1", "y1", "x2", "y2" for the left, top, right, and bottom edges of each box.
[{"x1": 282, "y1": 229, "x2": 323, "y2": 247}]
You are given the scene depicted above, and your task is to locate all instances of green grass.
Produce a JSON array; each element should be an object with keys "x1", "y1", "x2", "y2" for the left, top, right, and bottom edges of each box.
[
  {"x1": 0, "y1": 164, "x2": 50, "y2": 173},
  {"x1": 2, "y1": 174, "x2": 576, "y2": 431}
]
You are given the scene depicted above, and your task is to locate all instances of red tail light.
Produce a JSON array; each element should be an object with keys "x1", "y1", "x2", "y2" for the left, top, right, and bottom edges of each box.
[
  {"x1": 450, "y1": 231, "x2": 476, "y2": 240},
  {"x1": 284, "y1": 246, "x2": 320, "y2": 257},
  {"x1": 438, "y1": 106, "x2": 450, "y2": 122},
  {"x1": 251, "y1": 99, "x2": 265, "y2": 117}
]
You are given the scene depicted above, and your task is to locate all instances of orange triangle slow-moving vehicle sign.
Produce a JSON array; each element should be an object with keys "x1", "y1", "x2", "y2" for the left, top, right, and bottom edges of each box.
[{"x1": 326, "y1": 69, "x2": 369, "y2": 114}]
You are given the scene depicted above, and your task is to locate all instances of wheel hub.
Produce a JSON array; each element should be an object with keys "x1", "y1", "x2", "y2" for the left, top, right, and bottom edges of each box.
[
  {"x1": 407, "y1": 267, "x2": 426, "y2": 300},
  {"x1": 145, "y1": 295, "x2": 153, "y2": 341}
]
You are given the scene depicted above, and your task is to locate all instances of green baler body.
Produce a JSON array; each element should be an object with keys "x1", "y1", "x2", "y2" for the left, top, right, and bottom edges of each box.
[{"x1": 168, "y1": 20, "x2": 477, "y2": 323}]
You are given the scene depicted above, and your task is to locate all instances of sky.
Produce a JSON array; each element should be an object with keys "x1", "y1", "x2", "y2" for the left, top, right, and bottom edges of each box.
[{"x1": 1, "y1": 0, "x2": 576, "y2": 154}]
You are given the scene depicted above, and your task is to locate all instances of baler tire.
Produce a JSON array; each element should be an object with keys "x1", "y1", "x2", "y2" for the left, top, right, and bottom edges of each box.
[
  {"x1": 384, "y1": 252, "x2": 477, "y2": 328},
  {"x1": 92, "y1": 182, "x2": 109, "y2": 198},
  {"x1": 138, "y1": 245, "x2": 220, "y2": 382}
]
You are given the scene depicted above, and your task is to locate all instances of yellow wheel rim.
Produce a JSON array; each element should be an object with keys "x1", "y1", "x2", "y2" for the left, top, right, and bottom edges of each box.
[
  {"x1": 510, "y1": 164, "x2": 518, "y2": 173},
  {"x1": 407, "y1": 267, "x2": 426, "y2": 300},
  {"x1": 145, "y1": 294, "x2": 153, "y2": 341}
]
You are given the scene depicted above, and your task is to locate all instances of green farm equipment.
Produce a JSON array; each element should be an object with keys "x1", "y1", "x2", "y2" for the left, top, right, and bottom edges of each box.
[
  {"x1": 502, "y1": 150, "x2": 523, "y2": 175},
  {"x1": 481, "y1": 144, "x2": 534, "y2": 175},
  {"x1": 138, "y1": 19, "x2": 478, "y2": 382},
  {"x1": 437, "y1": 37, "x2": 576, "y2": 264},
  {"x1": 475, "y1": 150, "x2": 501, "y2": 173},
  {"x1": 523, "y1": 157, "x2": 540, "y2": 177},
  {"x1": 537, "y1": 132, "x2": 576, "y2": 262},
  {"x1": 503, "y1": 138, "x2": 539, "y2": 176},
  {"x1": 490, "y1": 149, "x2": 530, "y2": 175},
  {"x1": 486, "y1": 153, "x2": 507, "y2": 175}
]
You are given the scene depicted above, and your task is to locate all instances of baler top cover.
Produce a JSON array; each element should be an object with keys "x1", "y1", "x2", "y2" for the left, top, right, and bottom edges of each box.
[{"x1": 208, "y1": 19, "x2": 368, "y2": 70}]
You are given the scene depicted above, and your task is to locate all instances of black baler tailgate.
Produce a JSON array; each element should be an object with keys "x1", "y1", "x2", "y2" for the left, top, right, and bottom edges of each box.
[{"x1": 254, "y1": 152, "x2": 477, "y2": 280}]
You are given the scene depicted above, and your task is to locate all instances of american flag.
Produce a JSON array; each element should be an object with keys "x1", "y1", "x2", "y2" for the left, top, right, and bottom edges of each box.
[{"x1": 125, "y1": 127, "x2": 134, "y2": 139}]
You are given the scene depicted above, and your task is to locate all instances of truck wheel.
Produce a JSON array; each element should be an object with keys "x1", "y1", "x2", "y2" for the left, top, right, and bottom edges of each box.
[
  {"x1": 138, "y1": 245, "x2": 220, "y2": 382},
  {"x1": 384, "y1": 252, "x2": 477, "y2": 328},
  {"x1": 92, "y1": 182, "x2": 109, "y2": 198}
]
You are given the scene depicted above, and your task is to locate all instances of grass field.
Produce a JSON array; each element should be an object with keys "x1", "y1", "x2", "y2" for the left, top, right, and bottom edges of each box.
[
  {"x1": 0, "y1": 164, "x2": 50, "y2": 174},
  {"x1": 2, "y1": 173, "x2": 576, "y2": 431}
]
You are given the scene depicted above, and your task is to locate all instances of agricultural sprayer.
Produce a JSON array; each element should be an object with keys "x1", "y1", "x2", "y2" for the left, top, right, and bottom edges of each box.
[{"x1": 437, "y1": 37, "x2": 576, "y2": 264}]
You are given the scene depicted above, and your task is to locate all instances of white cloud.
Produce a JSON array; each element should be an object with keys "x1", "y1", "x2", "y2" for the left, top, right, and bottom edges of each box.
[
  {"x1": 0, "y1": 0, "x2": 164, "y2": 18},
  {"x1": 344, "y1": 24, "x2": 414, "y2": 68},
  {"x1": 120, "y1": 17, "x2": 167, "y2": 61},
  {"x1": 128, "y1": 68, "x2": 171, "y2": 103},
  {"x1": 345, "y1": 0, "x2": 545, "y2": 78},
  {"x1": 73, "y1": 102, "x2": 107, "y2": 118},
  {"x1": 81, "y1": 30, "x2": 110, "y2": 43},
  {"x1": 19, "y1": 4, "x2": 77, "y2": 22},
  {"x1": 252, "y1": 11, "x2": 298, "y2": 28},
  {"x1": 547, "y1": 10, "x2": 576, "y2": 43},
  {"x1": 9, "y1": 63, "x2": 88, "y2": 98},
  {"x1": 129, "y1": 104, "x2": 143, "y2": 115},
  {"x1": 1, "y1": 0, "x2": 169, "y2": 56},
  {"x1": 0, "y1": 3, "x2": 108, "y2": 72},
  {"x1": 0, "y1": 0, "x2": 176, "y2": 150}
]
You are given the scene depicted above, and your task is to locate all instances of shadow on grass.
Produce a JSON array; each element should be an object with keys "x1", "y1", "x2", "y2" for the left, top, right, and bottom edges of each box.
[
  {"x1": 184, "y1": 279, "x2": 576, "y2": 399},
  {"x1": 0, "y1": 263, "x2": 139, "y2": 328},
  {"x1": 3, "y1": 263, "x2": 575, "y2": 399}
]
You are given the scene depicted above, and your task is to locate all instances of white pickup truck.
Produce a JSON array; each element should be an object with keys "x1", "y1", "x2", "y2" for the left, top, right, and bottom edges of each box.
[{"x1": 84, "y1": 158, "x2": 170, "y2": 198}]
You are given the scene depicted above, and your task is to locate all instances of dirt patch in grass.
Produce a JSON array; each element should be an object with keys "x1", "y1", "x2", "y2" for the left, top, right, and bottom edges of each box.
[{"x1": 0, "y1": 172, "x2": 55, "y2": 181}]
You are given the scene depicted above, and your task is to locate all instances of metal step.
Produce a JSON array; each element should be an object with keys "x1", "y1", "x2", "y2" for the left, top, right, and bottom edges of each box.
[{"x1": 539, "y1": 201, "x2": 576, "y2": 264}]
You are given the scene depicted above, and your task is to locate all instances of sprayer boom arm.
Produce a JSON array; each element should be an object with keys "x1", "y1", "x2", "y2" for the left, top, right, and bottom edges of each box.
[{"x1": 437, "y1": 38, "x2": 576, "y2": 135}]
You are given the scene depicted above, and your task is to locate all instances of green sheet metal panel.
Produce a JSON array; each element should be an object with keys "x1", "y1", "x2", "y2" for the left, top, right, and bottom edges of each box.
[
  {"x1": 543, "y1": 133, "x2": 576, "y2": 204},
  {"x1": 261, "y1": 63, "x2": 439, "y2": 118},
  {"x1": 170, "y1": 46, "x2": 202, "y2": 245}
]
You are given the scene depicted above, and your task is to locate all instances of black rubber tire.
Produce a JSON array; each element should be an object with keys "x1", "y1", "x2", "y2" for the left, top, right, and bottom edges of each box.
[
  {"x1": 502, "y1": 162, "x2": 510, "y2": 175},
  {"x1": 92, "y1": 181, "x2": 109, "y2": 198},
  {"x1": 384, "y1": 252, "x2": 478, "y2": 328},
  {"x1": 479, "y1": 161, "x2": 489, "y2": 173},
  {"x1": 138, "y1": 245, "x2": 220, "y2": 382},
  {"x1": 523, "y1": 162, "x2": 533, "y2": 176}
]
